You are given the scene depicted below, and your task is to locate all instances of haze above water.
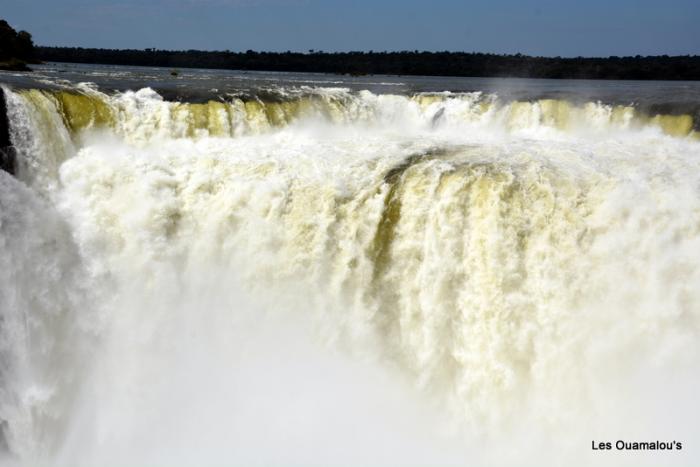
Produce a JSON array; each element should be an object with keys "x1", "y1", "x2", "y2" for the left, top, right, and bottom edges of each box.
[{"x1": 3, "y1": 62, "x2": 700, "y2": 109}]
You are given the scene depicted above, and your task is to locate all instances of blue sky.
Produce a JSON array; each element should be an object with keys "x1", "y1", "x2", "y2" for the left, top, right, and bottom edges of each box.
[{"x1": 3, "y1": 0, "x2": 699, "y2": 57}]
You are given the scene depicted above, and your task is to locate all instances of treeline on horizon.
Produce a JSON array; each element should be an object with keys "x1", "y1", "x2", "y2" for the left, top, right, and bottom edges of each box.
[
  {"x1": 0, "y1": 20, "x2": 36, "y2": 71},
  {"x1": 36, "y1": 46, "x2": 700, "y2": 80}
]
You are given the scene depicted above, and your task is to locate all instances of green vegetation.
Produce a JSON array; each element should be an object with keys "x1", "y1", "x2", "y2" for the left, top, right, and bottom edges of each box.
[
  {"x1": 0, "y1": 19, "x2": 36, "y2": 71},
  {"x1": 37, "y1": 47, "x2": 700, "y2": 80},
  {"x1": 1, "y1": 16, "x2": 698, "y2": 80}
]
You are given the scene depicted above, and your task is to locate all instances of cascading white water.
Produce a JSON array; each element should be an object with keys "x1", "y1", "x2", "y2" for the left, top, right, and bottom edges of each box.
[{"x1": 1, "y1": 85, "x2": 699, "y2": 466}]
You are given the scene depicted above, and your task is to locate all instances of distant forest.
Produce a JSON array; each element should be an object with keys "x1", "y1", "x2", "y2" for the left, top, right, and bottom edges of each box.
[
  {"x1": 0, "y1": 20, "x2": 36, "y2": 71},
  {"x1": 37, "y1": 47, "x2": 700, "y2": 80}
]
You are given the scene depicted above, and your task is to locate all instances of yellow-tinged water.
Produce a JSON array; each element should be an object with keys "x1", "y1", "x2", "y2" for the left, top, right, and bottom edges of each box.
[
  {"x1": 52, "y1": 91, "x2": 114, "y2": 131},
  {"x1": 1, "y1": 84, "x2": 699, "y2": 467},
  {"x1": 14, "y1": 88, "x2": 697, "y2": 139}
]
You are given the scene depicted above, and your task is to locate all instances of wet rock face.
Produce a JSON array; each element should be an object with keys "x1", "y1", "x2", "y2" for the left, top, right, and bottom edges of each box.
[
  {"x1": 0, "y1": 88, "x2": 15, "y2": 175},
  {"x1": 0, "y1": 147, "x2": 16, "y2": 175}
]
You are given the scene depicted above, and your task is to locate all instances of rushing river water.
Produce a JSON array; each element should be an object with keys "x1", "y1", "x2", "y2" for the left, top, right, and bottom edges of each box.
[{"x1": 0, "y1": 64, "x2": 699, "y2": 466}]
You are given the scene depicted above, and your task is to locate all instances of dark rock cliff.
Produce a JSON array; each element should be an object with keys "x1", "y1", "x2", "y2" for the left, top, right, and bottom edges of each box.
[{"x1": 0, "y1": 88, "x2": 16, "y2": 175}]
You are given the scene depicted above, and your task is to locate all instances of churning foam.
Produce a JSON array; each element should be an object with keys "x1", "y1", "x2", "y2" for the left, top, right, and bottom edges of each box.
[{"x1": 1, "y1": 85, "x2": 699, "y2": 466}]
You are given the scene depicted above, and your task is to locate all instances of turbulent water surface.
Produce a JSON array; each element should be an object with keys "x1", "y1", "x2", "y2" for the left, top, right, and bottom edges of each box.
[{"x1": 1, "y1": 64, "x2": 699, "y2": 466}]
